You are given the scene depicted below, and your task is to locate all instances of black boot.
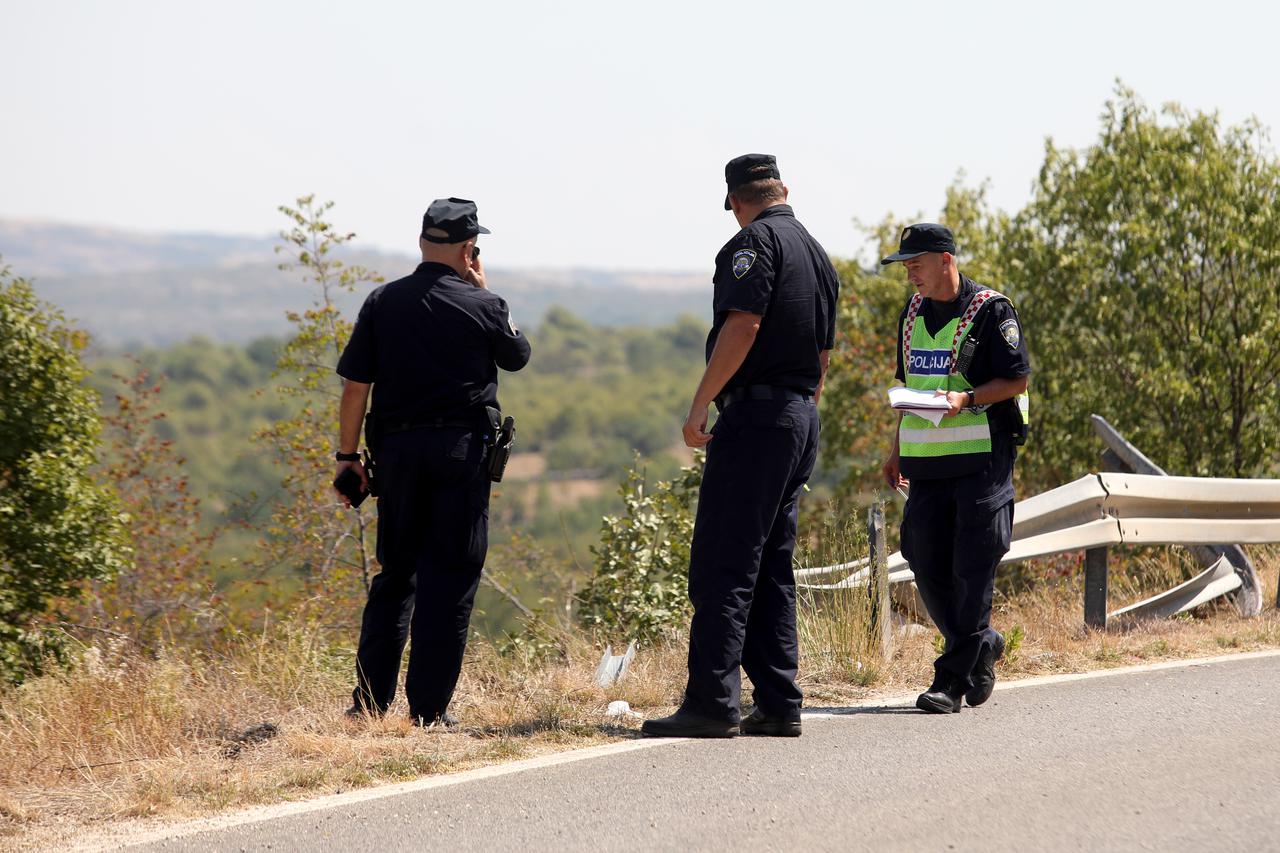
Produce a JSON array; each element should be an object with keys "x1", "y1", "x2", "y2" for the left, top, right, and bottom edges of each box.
[
  {"x1": 641, "y1": 707, "x2": 738, "y2": 738},
  {"x1": 413, "y1": 710, "x2": 460, "y2": 729},
  {"x1": 916, "y1": 677, "x2": 964, "y2": 714},
  {"x1": 966, "y1": 632, "x2": 1006, "y2": 707},
  {"x1": 740, "y1": 707, "x2": 802, "y2": 737}
]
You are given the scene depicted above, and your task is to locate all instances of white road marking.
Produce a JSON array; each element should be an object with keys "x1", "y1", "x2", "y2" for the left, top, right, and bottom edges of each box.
[
  {"x1": 803, "y1": 647, "x2": 1280, "y2": 718},
  {"x1": 85, "y1": 648, "x2": 1280, "y2": 851}
]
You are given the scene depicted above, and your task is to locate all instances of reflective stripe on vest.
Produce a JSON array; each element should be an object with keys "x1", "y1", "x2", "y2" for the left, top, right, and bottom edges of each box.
[{"x1": 900, "y1": 424, "x2": 994, "y2": 444}]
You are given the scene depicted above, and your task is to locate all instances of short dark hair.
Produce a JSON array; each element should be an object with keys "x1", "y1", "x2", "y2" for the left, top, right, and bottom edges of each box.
[{"x1": 731, "y1": 177, "x2": 785, "y2": 207}]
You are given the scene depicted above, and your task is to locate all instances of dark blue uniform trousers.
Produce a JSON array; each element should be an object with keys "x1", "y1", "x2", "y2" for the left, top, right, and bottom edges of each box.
[
  {"x1": 682, "y1": 398, "x2": 820, "y2": 723},
  {"x1": 352, "y1": 426, "x2": 490, "y2": 720},
  {"x1": 900, "y1": 449, "x2": 1014, "y2": 689}
]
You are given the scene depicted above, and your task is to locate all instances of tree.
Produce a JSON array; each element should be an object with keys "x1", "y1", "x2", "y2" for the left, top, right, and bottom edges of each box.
[
  {"x1": 0, "y1": 264, "x2": 129, "y2": 678},
  {"x1": 1006, "y1": 86, "x2": 1280, "y2": 482},
  {"x1": 252, "y1": 198, "x2": 383, "y2": 625},
  {"x1": 64, "y1": 365, "x2": 218, "y2": 648}
]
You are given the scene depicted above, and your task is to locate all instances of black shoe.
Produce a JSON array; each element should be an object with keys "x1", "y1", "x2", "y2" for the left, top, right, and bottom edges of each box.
[
  {"x1": 640, "y1": 708, "x2": 738, "y2": 738},
  {"x1": 965, "y1": 633, "x2": 1006, "y2": 707},
  {"x1": 413, "y1": 710, "x2": 459, "y2": 729},
  {"x1": 916, "y1": 679, "x2": 964, "y2": 714},
  {"x1": 740, "y1": 707, "x2": 802, "y2": 737}
]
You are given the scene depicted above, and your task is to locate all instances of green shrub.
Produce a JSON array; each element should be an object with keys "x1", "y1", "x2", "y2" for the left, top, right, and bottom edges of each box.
[
  {"x1": 578, "y1": 452, "x2": 703, "y2": 643},
  {"x1": 0, "y1": 264, "x2": 129, "y2": 680}
]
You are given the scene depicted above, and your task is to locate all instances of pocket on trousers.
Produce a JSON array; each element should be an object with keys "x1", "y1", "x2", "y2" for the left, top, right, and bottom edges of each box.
[
  {"x1": 447, "y1": 431, "x2": 472, "y2": 461},
  {"x1": 743, "y1": 400, "x2": 800, "y2": 430},
  {"x1": 956, "y1": 498, "x2": 1013, "y2": 556},
  {"x1": 463, "y1": 474, "x2": 490, "y2": 569}
]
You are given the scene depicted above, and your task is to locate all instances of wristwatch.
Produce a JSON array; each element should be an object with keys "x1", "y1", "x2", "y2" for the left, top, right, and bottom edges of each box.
[
  {"x1": 965, "y1": 390, "x2": 976, "y2": 408},
  {"x1": 335, "y1": 451, "x2": 361, "y2": 462}
]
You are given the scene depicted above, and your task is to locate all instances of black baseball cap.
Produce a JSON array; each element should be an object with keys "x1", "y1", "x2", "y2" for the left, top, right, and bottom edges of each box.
[
  {"x1": 880, "y1": 222, "x2": 956, "y2": 264},
  {"x1": 421, "y1": 197, "x2": 491, "y2": 244},
  {"x1": 724, "y1": 153, "x2": 781, "y2": 210}
]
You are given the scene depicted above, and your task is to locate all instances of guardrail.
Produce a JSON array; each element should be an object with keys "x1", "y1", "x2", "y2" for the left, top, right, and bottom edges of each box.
[
  {"x1": 798, "y1": 417, "x2": 1280, "y2": 630},
  {"x1": 1087, "y1": 414, "x2": 1266, "y2": 618}
]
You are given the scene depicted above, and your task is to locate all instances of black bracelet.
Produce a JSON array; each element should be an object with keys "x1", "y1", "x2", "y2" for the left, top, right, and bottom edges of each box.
[{"x1": 335, "y1": 451, "x2": 360, "y2": 462}]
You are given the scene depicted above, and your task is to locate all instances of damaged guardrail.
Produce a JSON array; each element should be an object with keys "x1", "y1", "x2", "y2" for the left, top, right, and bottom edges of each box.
[
  {"x1": 798, "y1": 417, "x2": 1280, "y2": 629},
  {"x1": 1088, "y1": 414, "x2": 1265, "y2": 619}
]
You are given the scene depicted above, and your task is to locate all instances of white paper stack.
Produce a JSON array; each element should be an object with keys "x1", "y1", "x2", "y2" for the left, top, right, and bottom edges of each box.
[{"x1": 887, "y1": 386, "x2": 951, "y2": 426}]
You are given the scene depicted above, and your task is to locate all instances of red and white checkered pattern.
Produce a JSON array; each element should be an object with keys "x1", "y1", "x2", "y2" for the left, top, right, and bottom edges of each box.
[{"x1": 901, "y1": 288, "x2": 1005, "y2": 378}]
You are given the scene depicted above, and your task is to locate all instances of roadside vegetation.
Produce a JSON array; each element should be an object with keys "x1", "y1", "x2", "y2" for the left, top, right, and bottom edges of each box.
[
  {"x1": 3, "y1": 85, "x2": 1280, "y2": 848},
  {"x1": 1, "y1": 547, "x2": 1276, "y2": 850}
]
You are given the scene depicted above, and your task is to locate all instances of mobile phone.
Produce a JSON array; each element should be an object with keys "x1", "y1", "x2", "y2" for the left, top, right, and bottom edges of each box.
[
  {"x1": 471, "y1": 245, "x2": 480, "y2": 261},
  {"x1": 333, "y1": 467, "x2": 368, "y2": 508}
]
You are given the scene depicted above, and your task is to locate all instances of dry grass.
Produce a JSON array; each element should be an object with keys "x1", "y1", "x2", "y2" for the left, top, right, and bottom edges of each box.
[
  {"x1": 2, "y1": 547, "x2": 1278, "y2": 849},
  {"x1": 0, "y1": 618, "x2": 688, "y2": 850}
]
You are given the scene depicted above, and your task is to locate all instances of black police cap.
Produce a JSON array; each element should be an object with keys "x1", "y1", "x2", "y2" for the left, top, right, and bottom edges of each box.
[
  {"x1": 880, "y1": 223, "x2": 956, "y2": 264},
  {"x1": 421, "y1": 197, "x2": 492, "y2": 244},
  {"x1": 724, "y1": 153, "x2": 781, "y2": 210}
]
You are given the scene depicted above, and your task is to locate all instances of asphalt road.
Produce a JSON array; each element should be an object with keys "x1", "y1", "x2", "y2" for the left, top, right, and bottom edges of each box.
[{"x1": 125, "y1": 653, "x2": 1280, "y2": 852}]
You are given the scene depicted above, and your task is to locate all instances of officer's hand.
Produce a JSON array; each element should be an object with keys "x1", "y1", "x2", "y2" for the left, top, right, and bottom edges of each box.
[
  {"x1": 937, "y1": 389, "x2": 966, "y2": 418},
  {"x1": 882, "y1": 453, "x2": 907, "y2": 490},
  {"x1": 334, "y1": 460, "x2": 369, "y2": 507},
  {"x1": 683, "y1": 404, "x2": 713, "y2": 448},
  {"x1": 464, "y1": 252, "x2": 487, "y2": 290}
]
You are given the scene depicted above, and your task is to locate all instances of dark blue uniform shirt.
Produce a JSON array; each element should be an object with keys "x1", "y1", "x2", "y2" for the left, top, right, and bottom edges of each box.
[
  {"x1": 337, "y1": 262, "x2": 531, "y2": 420},
  {"x1": 706, "y1": 205, "x2": 839, "y2": 395}
]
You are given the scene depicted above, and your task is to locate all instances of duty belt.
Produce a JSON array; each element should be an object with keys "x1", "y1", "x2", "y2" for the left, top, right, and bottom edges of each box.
[
  {"x1": 715, "y1": 384, "x2": 813, "y2": 412},
  {"x1": 377, "y1": 414, "x2": 483, "y2": 436}
]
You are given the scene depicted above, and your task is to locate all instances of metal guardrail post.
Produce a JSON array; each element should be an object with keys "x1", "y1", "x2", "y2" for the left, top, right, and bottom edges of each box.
[
  {"x1": 868, "y1": 501, "x2": 892, "y2": 661},
  {"x1": 1084, "y1": 547, "x2": 1108, "y2": 629}
]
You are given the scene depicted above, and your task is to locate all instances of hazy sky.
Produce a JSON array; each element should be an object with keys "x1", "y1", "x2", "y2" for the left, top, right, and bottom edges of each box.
[{"x1": 3, "y1": 0, "x2": 1277, "y2": 270}]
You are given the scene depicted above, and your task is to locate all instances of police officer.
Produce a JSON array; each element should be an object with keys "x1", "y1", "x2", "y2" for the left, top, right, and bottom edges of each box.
[
  {"x1": 642, "y1": 154, "x2": 839, "y2": 738},
  {"x1": 880, "y1": 223, "x2": 1030, "y2": 714},
  {"x1": 334, "y1": 198, "x2": 531, "y2": 726}
]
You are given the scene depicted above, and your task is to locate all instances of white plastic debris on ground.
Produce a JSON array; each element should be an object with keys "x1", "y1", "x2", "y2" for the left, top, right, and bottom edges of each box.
[
  {"x1": 593, "y1": 641, "x2": 636, "y2": 687},
  {"x1": 605, "y1": 700, "x2": 642, "y2": 719}
]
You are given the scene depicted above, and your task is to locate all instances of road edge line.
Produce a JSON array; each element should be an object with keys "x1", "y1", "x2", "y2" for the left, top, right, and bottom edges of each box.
[
  {"x1": 92, "y1": 647, "x2": 1280, "y2": 850},
  {"x1": 802, "y1": 647, "x2": 1280, "y2": 717},
  {"x1": 95, "y1": 737, "x2": 678, "y2": 851}
]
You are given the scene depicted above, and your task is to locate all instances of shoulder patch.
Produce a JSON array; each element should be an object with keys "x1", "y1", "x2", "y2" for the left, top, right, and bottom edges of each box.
[
  {"x1": 732, "y1": 248, "x2": 757, "y2": 280},
  {"x1": 999, "y1": 317, "x2": 1021, "y2": 349}
]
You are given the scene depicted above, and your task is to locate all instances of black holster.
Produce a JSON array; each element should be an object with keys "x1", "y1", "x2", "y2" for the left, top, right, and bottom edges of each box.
[
  {"x1": 362, "y1": 412, "x2": 380, "y2": 496},
  {"x1": 1011, "y1": 417, "x2": 1028, "y2": 447},
  {"x1": 485, "y1": 406, "x2": 515, "y2": 483}
]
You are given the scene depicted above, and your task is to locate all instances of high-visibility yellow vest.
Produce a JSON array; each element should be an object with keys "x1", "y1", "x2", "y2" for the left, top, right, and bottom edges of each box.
[{"x1": 899, "y1": 289, "x2": 1030, "y2": 475}]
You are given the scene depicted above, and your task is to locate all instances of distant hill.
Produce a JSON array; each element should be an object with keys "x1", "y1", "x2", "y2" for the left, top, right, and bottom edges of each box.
[{"x1": 0, "y1": 220, "x2": 710, "y2": 347}]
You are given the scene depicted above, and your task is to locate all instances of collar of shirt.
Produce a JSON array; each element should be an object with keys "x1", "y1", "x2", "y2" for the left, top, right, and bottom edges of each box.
[
  {"x1": 415, "y1": 261, "x2": 458, "y2": 277},
  {"x1": 926, "y1": 272, "x2": 978, "y2": 307},
  {"x1": 751, "y1": 203, "x2": 795, "y2": 223}
]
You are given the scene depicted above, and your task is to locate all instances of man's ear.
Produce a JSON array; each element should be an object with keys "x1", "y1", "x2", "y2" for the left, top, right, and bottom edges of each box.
[{"x1": 781, "y1": 184, "x2": 790, "y2": 202}]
